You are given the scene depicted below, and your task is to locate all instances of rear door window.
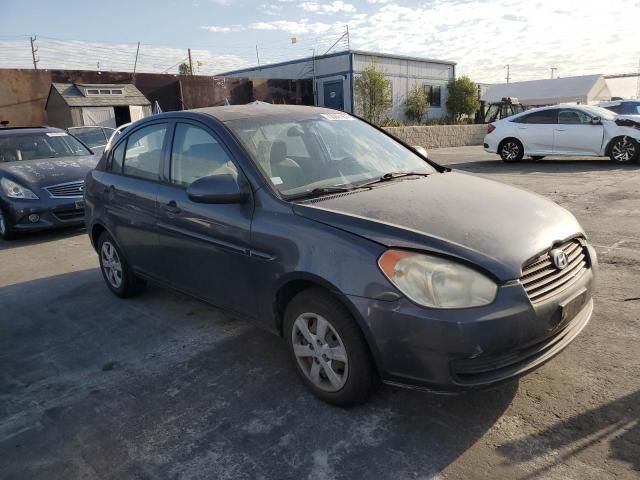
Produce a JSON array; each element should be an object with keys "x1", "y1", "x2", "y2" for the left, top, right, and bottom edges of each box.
[
  {"x1": 122, "y1": 123, "x2": 167, "y2": 181},
  {"x1": 110, "y1": 141, "x2": 126, "y2": 172},
  {"x1": 515, "y1": 110, "x2": 558, "y2": 124}
]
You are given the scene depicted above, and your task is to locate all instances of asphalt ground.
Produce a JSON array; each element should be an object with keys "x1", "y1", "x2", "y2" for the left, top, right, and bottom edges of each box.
[{"x1": 1, "y1": 146, "x2": 638, "y2": 479}]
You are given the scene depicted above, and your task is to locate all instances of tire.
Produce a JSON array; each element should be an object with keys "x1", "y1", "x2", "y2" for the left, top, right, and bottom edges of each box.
[
  {"x1": 499, "y1": 139, "x2": 524, "y2": 162},
  {"x1": 609, "y1": 137, "x2": 639, "y2": 163},
  {"x1": 0, "y1": 208, "x2": 15, "y2": 241},
  {"x1": 530, "y1": 156, "x2": 545, "y2": 161},
  {"x1": 97, "y1": 231, "x2": 146, "y2": 298},
  {"x1": 283, "y1": 288, "x2": 376, "y2": 407}
]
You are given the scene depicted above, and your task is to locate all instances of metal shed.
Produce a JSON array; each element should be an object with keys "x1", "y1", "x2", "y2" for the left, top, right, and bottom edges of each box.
[
  {"x1": 482, "y1": 75, "x2": 612, "y2": 107},
  {"x1": 218, "y1": 50, "x2": 456, "y2": 120},
  {"x1": 45, "y1": 83, "x2": 152, "y2": 128}
]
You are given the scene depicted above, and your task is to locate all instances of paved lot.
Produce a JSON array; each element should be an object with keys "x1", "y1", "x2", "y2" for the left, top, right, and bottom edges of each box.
[{"x1": 1, "y1": 146, "x2": 638, "y2": 479}]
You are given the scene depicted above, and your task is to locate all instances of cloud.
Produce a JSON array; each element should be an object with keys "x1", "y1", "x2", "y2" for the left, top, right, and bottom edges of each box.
[
  {"x1": 300, "y1": 1, "x2": 356, "y2": 14},
  {"x1": 201, "y1": 25, "x2": 234, "y2": 33},
  {"x1": 249, "y1": 20, "x2": 341, "y2": 34}
]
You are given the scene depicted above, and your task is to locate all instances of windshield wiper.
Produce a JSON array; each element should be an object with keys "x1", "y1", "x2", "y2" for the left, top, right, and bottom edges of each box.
[
  {"x1": 287, "y1": 185, "x2": 355, "y2": 201},
  {"x1": 359, "y1": 171, "x2": 431, "y2": 187}
]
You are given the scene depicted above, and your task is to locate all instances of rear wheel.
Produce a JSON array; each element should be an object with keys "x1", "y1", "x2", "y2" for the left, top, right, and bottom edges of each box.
[
  {"x1": 499, "y1": 139, "x2": 524, "y2": 162},
  {"x1": 97, "y1": 231, "x2": 146, "y2": 298},
  {"x1": 284, "y1": 288, "x2": 376, "y2": 407},
  {"x1": 0, "y1": 208, "x2": 15, "y2": 241},
  {"x1": 609, "y1": 137, "x2": 639, "y2": 163}
]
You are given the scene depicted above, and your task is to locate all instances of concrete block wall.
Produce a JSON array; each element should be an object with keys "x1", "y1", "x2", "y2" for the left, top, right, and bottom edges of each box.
[{"x1": 383, "y1": 124, "x2": 486, "y2": 149}]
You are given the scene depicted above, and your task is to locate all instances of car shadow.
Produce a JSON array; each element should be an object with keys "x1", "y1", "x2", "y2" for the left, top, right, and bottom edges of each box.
[
  {"x1": 497, "y1": 389, "x2": 639, "y2": 479},
  {"x1": 446, "y1": 158, "x2": 640, "y2": 175},
  {"x1": 0, "y1": 226, "x2": 86, "y2": 251},
  {"x1": 0, "y1": 269, "x2": 517, "y2": 479}
]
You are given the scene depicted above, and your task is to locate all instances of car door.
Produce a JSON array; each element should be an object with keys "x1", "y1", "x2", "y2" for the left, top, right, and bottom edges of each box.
[
  {"x1": 155, "y1": 120, "x2": 257, "y2": 318},
  {"x1": 511, "y1": 109, "x2": 558, "y2": 154},
  {"x1": 101, "y1": 122, "x2": 168, "y2": 276},
  {"x1": 554, "y1": 109, "x2": 604, "y2": 155}
]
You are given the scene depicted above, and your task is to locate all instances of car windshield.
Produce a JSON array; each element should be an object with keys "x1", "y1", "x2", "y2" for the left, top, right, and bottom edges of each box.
[
  {"x1": 0, "y1": 131, "x2": 92, "y2": 162},
  {"x1": 225, "y1": 111, "x2": 435, "y2": 197},
  {"x1": 69, "y1": 127, "x2": 111, "y2": 147},
  {"x1": 581, "y1": 105, "x2": 616, "y2": 121}
]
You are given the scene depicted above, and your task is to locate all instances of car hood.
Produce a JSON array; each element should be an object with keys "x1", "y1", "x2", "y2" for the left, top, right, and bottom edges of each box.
[
  {"x1": 292, "y1": 171, "x2": 584, "y2": 282},
  {"x1": 0, "y1": 155, "x2": 98, "y2": 189}
]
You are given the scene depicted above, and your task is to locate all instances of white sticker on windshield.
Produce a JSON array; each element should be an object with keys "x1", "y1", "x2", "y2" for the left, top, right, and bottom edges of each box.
[
  {"x1": 320, "y1": 113, "x2": 354, "y2": 121},
  {"x1": 271, "y1": 176, "x2": 283, "y2": 185},
  {"x1": 46, "y1": 132, "x2": 68, "y2": 137}
]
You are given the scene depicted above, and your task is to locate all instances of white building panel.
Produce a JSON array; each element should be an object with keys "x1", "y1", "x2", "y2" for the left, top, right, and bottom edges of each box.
[{"x1": 221, "y1": 50, "x2": 456, "y2": 120}]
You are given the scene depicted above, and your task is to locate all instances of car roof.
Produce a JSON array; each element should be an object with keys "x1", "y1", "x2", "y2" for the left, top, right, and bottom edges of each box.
[
  {"x1": 0, "y1": 126, "x2": 64, "y2": 136},
  {"x1": 188, "y1": 103, "x2": 342, "y2": 122}
]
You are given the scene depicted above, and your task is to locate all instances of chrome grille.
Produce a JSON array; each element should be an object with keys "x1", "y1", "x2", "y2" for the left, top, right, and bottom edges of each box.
[
  {"x1": 45, "y1": 181, "x2": 84, "y2": 198},
  {"x1": 521, "y1": 239, "x2": 589, "y2": 303}
]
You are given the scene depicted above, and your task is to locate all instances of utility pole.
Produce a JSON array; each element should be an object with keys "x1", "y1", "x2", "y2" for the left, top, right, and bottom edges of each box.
[
  {"x1": 505, "y1": 64, "x2": 510, "y2": 83},
  {"x1": 346, "y1": 24, "x2": 350, "y2": 50},
  {"x1": 636, "y1": 57, "x2": 640, "y2": 99},
  {"x1": 188, "y1": 48, "x2": 193, "y2": 75},
  {"x1": 132, "y1": 42, "x2": 140, "y2": 81},
  {"x1": 255, "y1": 45, "x2": 261, "y2": 68},
  {"x1": 550, "y1": 67, "x2": 557, "y2": 79},
  {"x1": 30, "y1": 36, "x2": 39, "y2": 70},
  {"x1": 312, "y1": 48, "x2": 317, "y2": 106}
]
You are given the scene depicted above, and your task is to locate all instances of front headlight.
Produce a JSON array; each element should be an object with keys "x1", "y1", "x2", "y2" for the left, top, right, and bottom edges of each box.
[
  {"x1": 378, "y1": 250, "x2": 498, "y2": 308},
  {"x1": 1, "y1": 178, "x2": 39, "y2": 199}
]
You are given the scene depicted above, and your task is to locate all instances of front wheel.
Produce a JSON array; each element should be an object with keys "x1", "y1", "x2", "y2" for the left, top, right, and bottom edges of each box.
[
  {"x1": 609, "y1": 137, "x2": 639, "y2": 163},
  {"x1": 97, "y1": 231, "x2": 146, "y2": 298},
  {"x1": 499, "y1": 139, "x2": 524, "y2": 162},
  {"x1": 284, "y1": 288, "x2": 376, "y2": 407},
  {"x1": 0, "y1": 208, "x2": 15, "y2": 241}
]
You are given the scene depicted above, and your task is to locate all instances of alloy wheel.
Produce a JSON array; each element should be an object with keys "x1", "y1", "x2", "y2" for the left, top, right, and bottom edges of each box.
[
  {"x1": 291, "y1": 312, "x2": 349, "y2": 392},
  {"x1": 612, "y1": 138, "x2": 637, "y2": 163},
  {"x1": 501, "y1": 142, "x2": 520, "y2": 161},
  {"x1": 101, "y1": 241, "x2": 123, "y2": 289}
]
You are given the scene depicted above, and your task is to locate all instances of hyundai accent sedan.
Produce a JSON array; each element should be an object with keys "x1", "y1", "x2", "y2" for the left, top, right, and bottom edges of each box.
[
  {"x1": 0, "y1": 126, "x2": 96, "y2": 240},
  {"x1": 484, "y1": 104, "x2": 640, "y2": 163},
  {"x1": 85, "y1": 104, "x2": 597, "y2": 406}
]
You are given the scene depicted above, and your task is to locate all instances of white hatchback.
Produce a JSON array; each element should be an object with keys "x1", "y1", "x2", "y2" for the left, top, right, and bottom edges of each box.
[{"x1": 484, "y1": 105, "x2": 640, "y2": 163}]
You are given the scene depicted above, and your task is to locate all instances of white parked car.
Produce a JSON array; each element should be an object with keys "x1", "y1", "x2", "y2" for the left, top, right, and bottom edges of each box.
[{"x1": 484, "y1": 105, "x2": 640, "y2": 163}]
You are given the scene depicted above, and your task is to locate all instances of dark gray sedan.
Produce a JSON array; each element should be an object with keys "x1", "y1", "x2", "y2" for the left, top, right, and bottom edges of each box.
[
  {"x1": 0, "y1": 126, "x2": 97, "y2": 240},
  {"x1": 84, "y1": 105, "x2": 597, "y2": 406}
]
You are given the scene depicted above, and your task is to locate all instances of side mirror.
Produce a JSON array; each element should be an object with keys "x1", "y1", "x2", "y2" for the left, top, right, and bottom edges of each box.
[
  {"x1": 591, "y1": 117, "x2": 601, "y2": 125},
  {"x1": 412, "y1": 145, "x2": 429, "y2": 159},
  {"x1": 187, "y1": 174, "x2": 249, "y2": 204}
]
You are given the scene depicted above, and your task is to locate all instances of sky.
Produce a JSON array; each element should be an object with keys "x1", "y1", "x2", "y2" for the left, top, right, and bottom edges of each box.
[{"x1": 0, "y1": 0, "x2": 638, "y2": 83}]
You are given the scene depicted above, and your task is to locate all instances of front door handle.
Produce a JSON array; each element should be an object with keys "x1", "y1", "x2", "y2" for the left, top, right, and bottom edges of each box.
[
  {"x1": 104, "y1": 185, "x2": 115, "y2": 200},
  {"x1": 555, "y1": 129, "x2": 566, "y2": 132},
  {"x1": 161, "y1": 200, "x2": 181, "y2": 214},
  {"x1": 517, "y1": 126, "x2": 528, "y2": 129}
]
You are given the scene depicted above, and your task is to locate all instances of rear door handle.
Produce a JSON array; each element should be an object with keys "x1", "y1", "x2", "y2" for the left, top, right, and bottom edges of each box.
[
  {"x1": 555, "y1": 129, "x2": 566, "y2": 132},
  {"x1": 161, "y1": 200, "x2": 181, "y2": 214},
  {"x1": 517, "y1": 126, "x2": 528, "y2": 129}
]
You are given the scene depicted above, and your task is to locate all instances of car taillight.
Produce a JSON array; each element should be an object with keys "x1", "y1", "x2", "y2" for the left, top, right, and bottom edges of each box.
[{"x1": 487, "y1": 124, "x2": 496, "y2": 134}]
